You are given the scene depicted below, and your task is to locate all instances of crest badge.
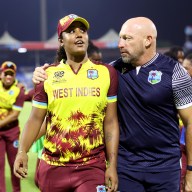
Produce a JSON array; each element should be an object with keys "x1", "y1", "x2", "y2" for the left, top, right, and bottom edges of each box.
[
  {"x1": 87, "y1": 69, "x2": 98, "y2": 80},
  {"x1": 13, "y1": 140, "x2": 19, "y2": 148},
  {"x1": 9, "y1": 90, "x2": 14, "y2": 95},
  {"x1": 148, "y1": 70, "x2": 162, "y2": 84},
  {"x1": 96, "y1": 185, "x2": 106, "y2": 192}
]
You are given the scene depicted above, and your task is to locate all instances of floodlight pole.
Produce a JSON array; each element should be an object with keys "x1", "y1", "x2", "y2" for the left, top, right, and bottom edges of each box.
[
  {"x1": 36, "y1": 0, "x2": 47, "y2": 67},
  {"x1": 40, "y1": 0, "x2": 47, "y2": 41}
]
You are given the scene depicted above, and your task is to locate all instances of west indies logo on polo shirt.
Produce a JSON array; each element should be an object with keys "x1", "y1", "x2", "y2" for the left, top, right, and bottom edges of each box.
[{"x1": 148, "y1": 70, "x2": 162, "y2": 85}]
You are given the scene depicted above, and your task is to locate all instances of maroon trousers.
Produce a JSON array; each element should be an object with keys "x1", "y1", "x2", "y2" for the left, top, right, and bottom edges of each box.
[
  {"x1": 37, "y1": 158, "x2": 106, "y2": 192},
  {"x1": 0, "y1": 126, "x2": 20, "y2": 192}
]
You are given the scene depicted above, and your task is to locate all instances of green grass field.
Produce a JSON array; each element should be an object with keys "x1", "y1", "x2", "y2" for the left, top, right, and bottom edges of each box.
[{"x1": 5, "y1": 102, "x2": 40, "y2": 192}]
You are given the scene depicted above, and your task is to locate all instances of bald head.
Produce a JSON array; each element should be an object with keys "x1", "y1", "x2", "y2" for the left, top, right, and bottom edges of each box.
[
  {"x1": 121, "y1": 17, "x2": 157, "y2": 39},
  {"x1": 118, "y1": 17, "x2": 157, "y2": 66}
]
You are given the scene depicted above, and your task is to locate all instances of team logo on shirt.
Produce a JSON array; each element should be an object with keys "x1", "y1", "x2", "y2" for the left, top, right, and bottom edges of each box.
[
  {"x1": 148, "y1": 70, "x2": 162, "y2": 84},
  {"x1": 87, "y1": 69, "x2": 98, "y2": 80},
  {"x1": 9, "y1": 90, "x2": 14, "y2": 95},
  {"x1": 96, "y1": 185, "x2": 106, "y2": 192},
  {"x1": 54, "y1": 71, "x2": 65, "y2": 78}
]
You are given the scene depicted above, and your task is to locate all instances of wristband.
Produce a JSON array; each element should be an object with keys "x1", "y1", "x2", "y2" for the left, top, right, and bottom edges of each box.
[{"x1": 187, "y1": 165, "x2": 192, "y2": 171}]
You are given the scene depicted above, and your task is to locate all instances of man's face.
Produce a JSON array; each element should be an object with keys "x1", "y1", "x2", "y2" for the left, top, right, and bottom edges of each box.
[
  {"x1": 118, "y1": 23, "x2": 145, "y2": 65},
  {"x1": 1, "y1": 71, "x2": 16, "y2": 87}
]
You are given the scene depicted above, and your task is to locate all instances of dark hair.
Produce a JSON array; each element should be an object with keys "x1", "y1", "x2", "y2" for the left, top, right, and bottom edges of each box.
[
  {"x1": 169, "y1": 46, "x2": 184, "y2": 61},
  {"x1": 164, "y1": 51, "x2": 174, "y2": 58},
  {"x1": 185, "y1": 53, "x2": 192, "y2": 61},
  {"x1": 164, "y1": 46, "x2": 184, "y2": 62},
  {"x1": 184, "y1": 53, "x2": 192, "y2": 67},
  {"x1": 87, "y1": 44, "x2": 101, "y2": 57},
  {"x1": 87, "y1": 40, "x2": 101, "y2": 57},
  {"x1": 54, "y1": 45, "x2": 67, "y2": 63}
]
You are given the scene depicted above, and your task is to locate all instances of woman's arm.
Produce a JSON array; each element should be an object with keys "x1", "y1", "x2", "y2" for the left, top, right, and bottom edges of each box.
[
  {"x1": 104, "y1": 101, "x2": 119, "y2": 192},
  {"x1": 14, "y1": 107, "x2": 47, "y2": 179},
  {"x1": 35, "y1": 117, "x2": 47, "y2": 140}
]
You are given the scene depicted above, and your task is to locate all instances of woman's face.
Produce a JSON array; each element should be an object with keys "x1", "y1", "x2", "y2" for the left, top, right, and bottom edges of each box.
[
  {"x1": 1, "y1": 71, "x2": 16, "y2": 88},
  {"x1": 60, "y1": 21, "x2": 89, "y2": 58}
]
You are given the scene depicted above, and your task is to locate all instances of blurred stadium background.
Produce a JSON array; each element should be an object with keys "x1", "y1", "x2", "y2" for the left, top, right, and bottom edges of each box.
[
  {"x1": 0, "y1": 29, "x2": 178, "y2": 90},
  {"x1": 1, "y1": 0, "x2": 192, "y2": 90}
]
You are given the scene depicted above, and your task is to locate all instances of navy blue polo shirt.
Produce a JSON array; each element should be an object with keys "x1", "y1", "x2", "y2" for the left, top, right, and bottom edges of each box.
[{"x1": 111, "y1": 53, "x2": 192, "y2": 172}]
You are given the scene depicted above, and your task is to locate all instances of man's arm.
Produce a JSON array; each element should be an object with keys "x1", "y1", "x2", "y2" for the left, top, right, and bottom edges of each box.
[
  {"x1": 32, "y1": 64, "x2": 49, "y2": 84},
  {"x1": 104, "y1": 101, "x2": 119, "y2": 192}
]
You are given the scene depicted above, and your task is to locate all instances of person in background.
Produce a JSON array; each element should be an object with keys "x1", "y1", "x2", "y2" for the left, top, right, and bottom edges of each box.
[
  {"x1": 0, "y1": 61, "x2": 25, "y2": 192},
  {"x1": 164, "y1": 45, "x2": 185, "y2": 63},
  {"x1": 32, "y1": 16, "x2": 192, "y2": 192},
  {"x1": 88, "y1": 40, "x2": 103, "y2": 62},
  {"x1": 180, "y1": 53, "x2": 192, "y2": 191},
  {"x1": 3, "y1": 71, "x2": 41, "y2": 189},
  {"x1": 164, "y1": 48, "x2": 191, "y2": 192},
  {"x1": 14, "y1": 14, "x2": 119, "y2": 192},
  {"x1": 182, "y1": 53, "x2": 192, "y2": 77},
  {"x1": 24, "y1": 88, "x2": 34, "y2": 101}
]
